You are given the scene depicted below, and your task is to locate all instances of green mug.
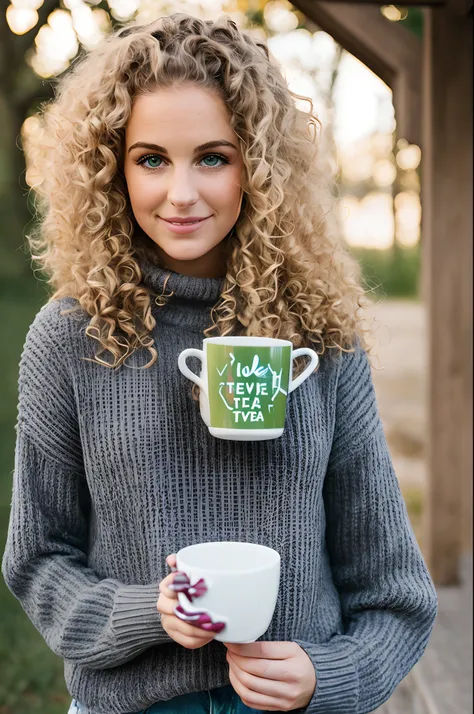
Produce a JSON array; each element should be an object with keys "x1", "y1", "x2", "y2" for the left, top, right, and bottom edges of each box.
[{"x1": 178, "y1": 337, "x2": 319, "y2": 441}]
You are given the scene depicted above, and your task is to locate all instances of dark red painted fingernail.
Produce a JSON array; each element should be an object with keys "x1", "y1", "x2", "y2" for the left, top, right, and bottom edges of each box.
[
  {"x1": 174, "y1": 604, "x2": 209, "y2": 622},
  {"x1": 169, "y1": 574, "x2": 207, "y2": 601},
  {"x1": 169, "y1": 572, "x2": 190, "y2": 592},
  {"x1": 187, "y1": 578, "x2": 207, "y2": 598},
  {"x1": 199, "y1": 621, "x2": 226, "y2": 633},
  {"x1": 190, "y1": 613, "x2": 213, "y2": 626}
]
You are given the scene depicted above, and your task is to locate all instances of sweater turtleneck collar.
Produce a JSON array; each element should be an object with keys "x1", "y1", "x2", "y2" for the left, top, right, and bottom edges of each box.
[{"x1": 134, "y1": 245, "x2": 226, "y2": 332}]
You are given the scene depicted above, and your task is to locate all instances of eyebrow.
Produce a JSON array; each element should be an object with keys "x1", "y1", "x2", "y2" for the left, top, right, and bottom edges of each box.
[{"x1": 127, "y1": 140, "x2": 238, "y2": 154}]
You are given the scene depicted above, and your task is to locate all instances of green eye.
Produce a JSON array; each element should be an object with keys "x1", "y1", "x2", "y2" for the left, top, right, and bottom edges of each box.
[
  {"x1": 200, "y1": 153, "x2": 230, "y2": 169},
  {"x1": 140, "y1": 155, "x2": 162, "y2": 169},
  {"x1": 137, "y1": 153, "x2": 228, "y2": 171},
  {"x1": 202, "y1": 155, "x2": 224, "y2": 167}
]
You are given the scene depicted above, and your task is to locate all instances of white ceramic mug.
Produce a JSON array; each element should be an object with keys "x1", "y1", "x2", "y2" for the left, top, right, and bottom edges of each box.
[
  {"x1": 178, "y1": 336, "x2": 319, "y2": 441},
  {"x1": 174, "y1": 541, "x2": 280, "y2": 643}
]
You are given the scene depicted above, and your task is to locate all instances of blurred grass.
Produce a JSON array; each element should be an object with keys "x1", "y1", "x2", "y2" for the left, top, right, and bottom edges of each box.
[
  {"x1": 401, "y1": 485, "x2": 424, "y2": 549},
  {"x1": 0, "y1": 279, "x2": 70, "y2": 714},
  {"x1": 351, "y1": 244, "x2": 421, "y2": 299},
  {"x1": 0, "y1": 244, "x2": 423, "y2": 712}
]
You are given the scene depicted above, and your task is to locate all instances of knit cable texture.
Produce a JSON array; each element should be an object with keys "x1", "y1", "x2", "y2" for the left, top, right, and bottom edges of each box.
[{"x1": 2, "y1": 252, "x2": 437, "y2": 714}]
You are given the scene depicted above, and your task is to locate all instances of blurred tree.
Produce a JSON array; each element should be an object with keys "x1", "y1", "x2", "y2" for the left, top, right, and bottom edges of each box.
[
  {"x1": 399, "y1": 7, "x2": 423, "y2": 38},
  {"x1": 0, "y1": 0, "x2": 421, "y2": 285},
  {"x1": 0, "y1": 0, "x2": 61, "y2": 280},
  {"x1": 0, "y1": 0, "x2": 123, "y2": 283}
]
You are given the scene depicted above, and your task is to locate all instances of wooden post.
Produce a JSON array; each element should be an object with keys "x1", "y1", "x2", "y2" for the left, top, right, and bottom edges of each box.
[
  {"x1": 291, "y1": 0, "x2": 473, "y2": 581},
  {"x1": 421, "y1": 4, "x2": 473, "y2": 584}
]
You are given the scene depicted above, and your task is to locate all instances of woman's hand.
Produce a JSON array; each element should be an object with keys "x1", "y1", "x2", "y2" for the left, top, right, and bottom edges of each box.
[
  {"x1": 157, "y1": 553, "x2": 224, "y2": 650},
  {"x1": 224, "y1": 641, "x2": 316, "y2": 711}
]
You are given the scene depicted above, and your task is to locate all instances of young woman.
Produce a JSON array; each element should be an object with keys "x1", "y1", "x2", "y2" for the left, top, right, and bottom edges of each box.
[{"x1": 2, "y1": 12, "x2": 437, "y2": 714}]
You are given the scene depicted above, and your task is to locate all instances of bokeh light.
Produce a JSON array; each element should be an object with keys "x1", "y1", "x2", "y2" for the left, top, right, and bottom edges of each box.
[
  {"x1": 341, "y1": 193, "x2": 395, "y2": 249},
  {"x1": 18, "y1": 0, "x2": 421, "y2": 251},
  {"x1": 6, "y1": 4, "x2": 38, "y2": 34},
  {"x1": 381, "y1": 5, "x2": 408, "y2": 22},
  {"x1": 395, "y1": 191, "x2": 421, "y2": 247}
]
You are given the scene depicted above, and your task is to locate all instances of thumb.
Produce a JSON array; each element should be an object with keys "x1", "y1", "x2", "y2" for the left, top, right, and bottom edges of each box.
[{"x1": 166, "y1": 553, "x2": 177, "y2": 571}]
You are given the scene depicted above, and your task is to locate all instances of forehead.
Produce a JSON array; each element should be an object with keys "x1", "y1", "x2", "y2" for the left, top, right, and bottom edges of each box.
[{"x1": 125, "y1": 84, "x2": 235, "y2": 145}]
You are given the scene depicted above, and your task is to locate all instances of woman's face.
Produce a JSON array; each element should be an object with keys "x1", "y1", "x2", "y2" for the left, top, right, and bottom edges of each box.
[{"x1": 124, "y1": 83, "x2": 244, "y2": 278}]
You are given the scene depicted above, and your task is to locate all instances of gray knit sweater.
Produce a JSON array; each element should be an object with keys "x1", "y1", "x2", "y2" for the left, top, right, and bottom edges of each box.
[{"x1": 2, "y1": 250, "x2": 437, "y2": 714}]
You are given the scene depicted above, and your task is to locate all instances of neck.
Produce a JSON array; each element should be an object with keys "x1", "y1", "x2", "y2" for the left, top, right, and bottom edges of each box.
[
  {"x1": 149, "y1": 235, "x2": 232, "y2": 279},
  {"x1": 133, "y1": 243, "x2": 226, "y2": 332}
]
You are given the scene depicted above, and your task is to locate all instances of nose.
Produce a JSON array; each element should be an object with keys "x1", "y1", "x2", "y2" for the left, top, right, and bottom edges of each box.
[{"x1": 167, "y1": 166, "x2": 199, "y2": 208}]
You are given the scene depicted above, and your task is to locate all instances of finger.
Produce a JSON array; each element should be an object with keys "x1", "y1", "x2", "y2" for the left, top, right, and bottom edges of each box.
[
  {"x1": 226, "y1": 651, "x2": 292, "y2": 682},
  {"x1": 175, "y1": 631, "x2": 216, "y2": 650},
  {"x1": 157, "y1": 593, "x2": 209, "y2": 622},
  {"x1": 159, "y1": 572, "x2": 189, "y2": 600},
  {"x1": 161, "y1": 616, "x2": 216, "y2": 649},
  {"x1": 166, "y1": 553, "x2": 177, "y2": 571},
  {"x1": 226, "y1": 652, "x2": 290, "y2": 699},
  {"x1": 224, "y1": 641, "x2": 294, "y2": 659},
  {"x1": 158, "y1": 599, "x2": 220, "y2": 639},
  {"x1": 157, "y1": 593, "x2": 182, "y2": 615},
  {"x1": 160, "y1": 572, "x2": 208, "y2": 601},
  {"x1": 173, "y1": 603, "x2": 225, "y2": 633},
  {"x1": 161, "y1": 612, "x2": 217, "y2": 642},
  {"x1": 170, "y1": 575, "x2": 207, "y2": 599},
  {"x1": 227, "y1": 661, "x2": 286, "y2": 712}
]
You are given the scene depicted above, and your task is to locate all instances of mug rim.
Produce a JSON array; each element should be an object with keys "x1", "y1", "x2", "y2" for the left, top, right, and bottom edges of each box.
[
  {"x1": 177, "y1": 541, "x2": 281, "y2": 574},
  {"x1": 203, "y1": 337, "x2": 292, "y2": 347}
]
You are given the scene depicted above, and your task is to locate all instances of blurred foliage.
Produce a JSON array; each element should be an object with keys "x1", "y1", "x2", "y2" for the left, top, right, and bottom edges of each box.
[
  {"x1": 351, "y1": 244, "x2": 421, "y2": 299},
  {"x1": 402, "y1": 484, "x2": 424, "y2": 548},
  {"x1": 0, "y1": 281, "x2": 70, "y2": 714},
  {"x1": 245, "y1": 7, "x2": 265, "y2": 26},
  {"x1": 399, "y1": 7, "x2": 424, "y2": 38}
]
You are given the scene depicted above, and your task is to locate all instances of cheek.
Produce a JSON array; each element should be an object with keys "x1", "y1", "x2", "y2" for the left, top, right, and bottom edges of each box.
[
  {"x1": 127, "y1": 174, "x2": 164, "y2": 211},
  {"x1": 209, "y1": 173, "x2": 242, "y2": 216}
]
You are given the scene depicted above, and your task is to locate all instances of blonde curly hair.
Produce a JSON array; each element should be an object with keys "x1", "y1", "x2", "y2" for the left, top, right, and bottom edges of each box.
[{"x1": 27, "y1": 12, "x2": 375, "y2": 385}]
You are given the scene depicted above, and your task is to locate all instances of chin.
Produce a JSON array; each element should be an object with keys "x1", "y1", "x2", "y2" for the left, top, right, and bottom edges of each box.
[
  {"x1": 163, "y1": 248, "x2": 213, "y2": 262},
  {"x1": 159, "y1": 240, "x2": 220, "y2": 261}
]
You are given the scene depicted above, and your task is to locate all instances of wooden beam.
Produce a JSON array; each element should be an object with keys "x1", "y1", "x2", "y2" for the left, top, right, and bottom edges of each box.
[
  {"x1": 293, "y1": 1, "x2": 421, "y2": 86},
  {"x1": 392, "y1": 72, "x2": 422, "y2": 149},
  {"x1": 292, "y1": 0, "x2": 422, "y2": 143},
  {"x1": 421, "y1": 6, "x2": 473, "y2": 584},
  {"x1": 448, "y1": 0, "x2": 473, "y2": 15},
  {"x1": 317, "y1": 0, "x2": 470, "y2": 13},
  {"x1": 321, "y1": 0, "x2": 446, "y2": 3}
]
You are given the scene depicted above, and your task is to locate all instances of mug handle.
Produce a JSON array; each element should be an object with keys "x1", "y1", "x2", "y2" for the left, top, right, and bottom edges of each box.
[
  {"x1": 288, "y1": 348, "x2": 319, "y2": 393},
  {"x1": 178, "y1": 348, "x2": 207, "y2": 394}
]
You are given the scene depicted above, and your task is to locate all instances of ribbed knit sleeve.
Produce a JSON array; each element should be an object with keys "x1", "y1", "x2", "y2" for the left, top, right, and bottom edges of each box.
[
  {"x1": 1, "y1": 302, "x2": 172, "y2": 669},
  {"x1": 293, "y1": 344, "x2": 438, "y2": 714}
]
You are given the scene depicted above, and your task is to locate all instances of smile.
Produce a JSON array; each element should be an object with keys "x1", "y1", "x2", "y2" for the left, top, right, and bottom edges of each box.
[{"x1": 158, "y1": 216, "x2": 212, "y2": 234}]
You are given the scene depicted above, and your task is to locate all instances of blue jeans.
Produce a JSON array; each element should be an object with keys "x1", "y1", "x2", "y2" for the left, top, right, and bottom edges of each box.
[{"x1": 69, "y1": 683, "x2": 264, "y2": 713}]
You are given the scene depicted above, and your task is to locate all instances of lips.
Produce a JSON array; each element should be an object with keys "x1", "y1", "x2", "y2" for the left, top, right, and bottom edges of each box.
[
  {"x1": 162, "y1": 217, "x2": 210, "y2": 224},
  {"x1": 159, "y1": 215, "x2": 212, "y2": 234}
]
